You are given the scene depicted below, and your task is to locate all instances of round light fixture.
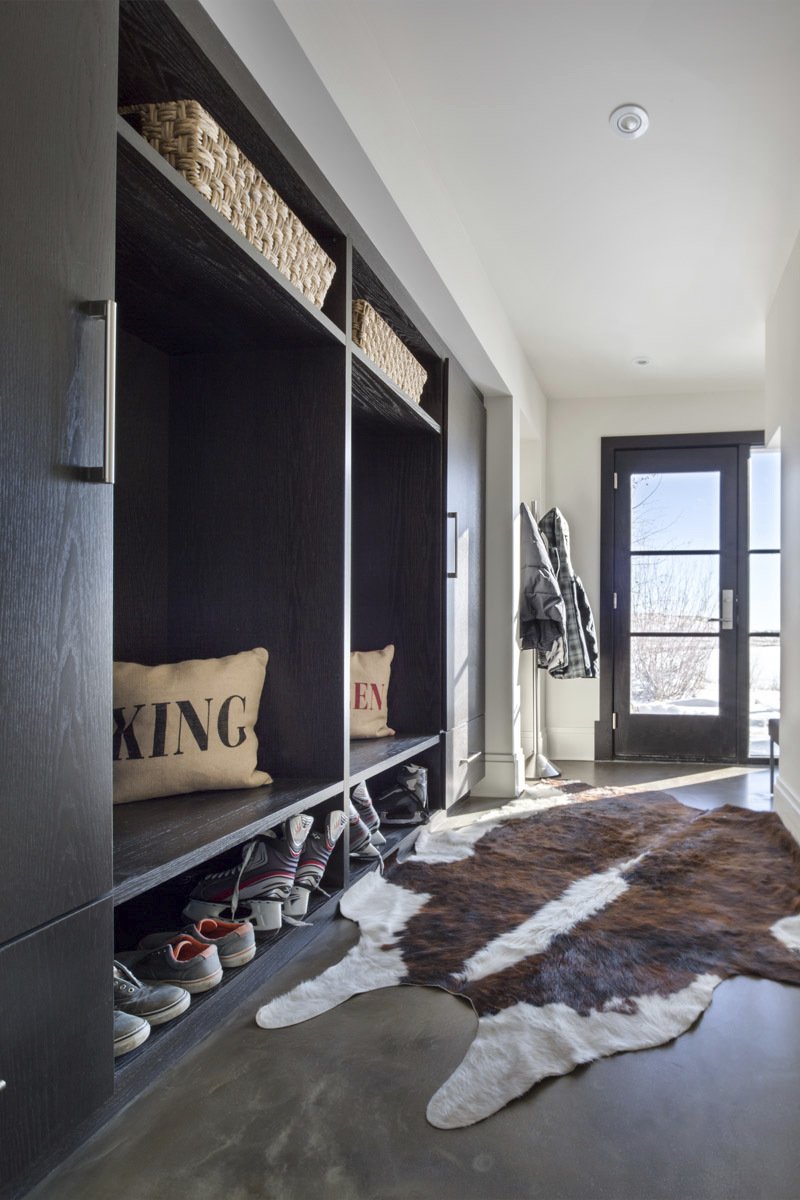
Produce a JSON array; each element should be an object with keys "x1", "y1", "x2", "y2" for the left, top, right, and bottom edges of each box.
[
  {"x1": 610, "y1": 104, "x2": 649, "y2": 139},
  {"x1": 632, "y1": 356, "x2": 650, "y2": 367}
]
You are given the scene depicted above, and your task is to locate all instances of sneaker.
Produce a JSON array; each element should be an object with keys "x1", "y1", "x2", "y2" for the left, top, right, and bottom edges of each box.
[
  {"x1": 183, "y1": 814, "x2": 314, "y2": 933},
  {"x1": 347, "y1": 799, "x2": 383, "y2": 865},
  {"x1": 350, "y1": 782, "x2": 386, "y2": 846},
  {"x1": 113, "y1": 960, "x2": 191, "y2": 1024},
  {"x1": 113, "y1": 1009, "x2": 150, "y2": 1057},
  {"x1": 284, "y1": 810, "x2": 347, "y2": 920},
  {"x1": 138, "y1": 918, "x2": 256, "y2": 969},
  {"x1": 117, "y1": 936, "x2": 223, "y2": 993}
]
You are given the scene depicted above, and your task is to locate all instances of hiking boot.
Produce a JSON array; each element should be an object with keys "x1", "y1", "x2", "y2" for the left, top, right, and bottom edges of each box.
[
  {"x1": 113, "y1": 960, "x2": 191, "y2": 1024},
  {"x1": 183, "y1": 814, "x2": 314, "y2": 932},
  {"x1": 284, "y1": 810, "x2": 347, "y2": 919},
  {"x1": 117, "y1": 936, "x2": 222, "y2": 993},
  {"x1": 113, "y1": 1009, "x2": 150, "y2": 1057},
  {"x1": 350, "y1": 781, "x2": 386, "y2": 846},
  {"x1": 138, "y1": 918, "x2": 256, "y2": 969}
]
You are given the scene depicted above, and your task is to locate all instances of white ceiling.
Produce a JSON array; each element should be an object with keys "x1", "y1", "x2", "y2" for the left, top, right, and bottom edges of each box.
[{"x1": 274, "y1": 0, "x2": 800, "y2": 400}]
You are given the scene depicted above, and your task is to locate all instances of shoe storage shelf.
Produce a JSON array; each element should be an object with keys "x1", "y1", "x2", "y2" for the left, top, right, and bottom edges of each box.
[{"x1": 0, "y1": 1, "x2": 484, "y2": 1195}]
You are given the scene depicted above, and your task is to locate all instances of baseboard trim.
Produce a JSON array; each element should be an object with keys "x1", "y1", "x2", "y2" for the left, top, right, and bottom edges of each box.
[
  {"x1": 546, "y1": 726, "x2": 595, "y2": 761},
  {"x1": 774, "y1": 775, "x2": 800, "y2": 845},
  {"x1": 470, "y1": 749, "x2": 525, "y2": 798}
]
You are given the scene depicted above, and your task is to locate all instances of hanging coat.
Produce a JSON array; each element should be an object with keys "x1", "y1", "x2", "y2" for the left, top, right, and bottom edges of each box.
[
  {"x1": 538, "y1": 507, "x2": 599, "y2": 679},
  {"x1": 519, "y1": 502, "x2": 566, "y2": 652}
]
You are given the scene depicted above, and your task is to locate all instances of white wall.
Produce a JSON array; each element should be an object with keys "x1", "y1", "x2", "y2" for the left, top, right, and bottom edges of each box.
[
  {"x1": 766, "y1": 234, "x2": 800, "y2": 841},
  {"x1": 542, "y1": 390, "x2": 765, "y2": 760}
]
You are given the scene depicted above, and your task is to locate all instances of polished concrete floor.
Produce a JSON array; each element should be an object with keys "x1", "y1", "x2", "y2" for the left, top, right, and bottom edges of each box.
[{"x1": 31, "y1": 763, "x2": 800, "y2": 1200}]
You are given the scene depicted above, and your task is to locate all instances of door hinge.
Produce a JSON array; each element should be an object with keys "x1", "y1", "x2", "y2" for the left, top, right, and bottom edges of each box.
[
  {"x1": 612, "y1": 712, "x2": 618, "y2": 731},
  {"x1": 612, "y1": 591, "x2": 618, "y2": 609},
  {"x1": 613, "y1": 471, "x2": 618, "y2": 490}
]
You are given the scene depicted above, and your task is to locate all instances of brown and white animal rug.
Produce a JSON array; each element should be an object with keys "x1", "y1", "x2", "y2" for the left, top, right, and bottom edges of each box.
[{"x1": 255, "y1": 783, "x2": 800, "y2": 1128}]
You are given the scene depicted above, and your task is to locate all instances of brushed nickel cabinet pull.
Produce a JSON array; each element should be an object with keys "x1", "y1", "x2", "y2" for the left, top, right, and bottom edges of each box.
[
  {"x1": 84, "y1": 299, "x2": 117, "y2": 484},
  {"x1": 447, "y1": 511, "x2": 458, "y2": 578}
]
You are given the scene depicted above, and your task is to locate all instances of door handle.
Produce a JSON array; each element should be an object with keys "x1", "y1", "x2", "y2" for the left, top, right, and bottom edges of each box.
[
  {"x1": 447, "y1": 511, "x2": 458, "y2": 578},
  {"x1": 706, "y1": 590, "x2": 735, "y2": 630},
  {"x1": 84, "y1": 299, "x2": 117, "y2": 484}
]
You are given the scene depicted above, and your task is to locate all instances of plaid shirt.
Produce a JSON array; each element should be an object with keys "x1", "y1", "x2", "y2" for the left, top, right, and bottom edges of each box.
[{"x1": 537, "y1": 508, "x2": 599, "y2": 679}]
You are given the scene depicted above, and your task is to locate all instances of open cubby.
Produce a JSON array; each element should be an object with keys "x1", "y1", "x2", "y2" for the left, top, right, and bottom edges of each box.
[{"x1": 109, "y1": 0, "x2": 446, "y2": 1102}]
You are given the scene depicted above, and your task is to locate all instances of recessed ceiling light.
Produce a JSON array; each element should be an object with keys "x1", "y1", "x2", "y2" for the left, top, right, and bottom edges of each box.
[
  {"x1": 610, "y1": 104, "x2": 649, "y2": 139},
  {"x1": 632, "y1": 356, "x2": 651, "y2": 367}
]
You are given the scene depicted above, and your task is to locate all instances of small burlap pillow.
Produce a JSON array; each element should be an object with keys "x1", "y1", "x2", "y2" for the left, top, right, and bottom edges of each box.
[
  {"x1": 350, "y1": 644, "x2": 395, "y2": 739},
  {"x1": 113, "y1": 647, "x2": 272, "y2": 804}
]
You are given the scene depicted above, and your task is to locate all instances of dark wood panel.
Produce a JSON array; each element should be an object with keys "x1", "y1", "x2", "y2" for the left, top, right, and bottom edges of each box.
[
  {"x1": 352, "y1": 349, "x2": 441, "y2": 434},
  {"x1": 114, "y1": 330, "x2": 171, "y2": 662},
  {"x1": 113, "y1": 778, "x2": 343, "y2": 901},
  {"x1": 351, "y1": 424, "x2": 443, "y2": 735},
  {"x1": 0, "y1": 0, "x2": 116, "y2": 943},
  {"x1": 0, "y1": 902, "x2": 114, "y2": 1197},
  {"x1": 444, "y1": 357, "x2": 486, "y2": 733},
  {"x1": 349, "y1": 733, "x2": 440, "y2": 784},
  {"x1": 117, "y1": 121, "x2": 344, "y2": 355},
  {"x1": 167, "y1": 347, "x2": 348, "y2": 780}
]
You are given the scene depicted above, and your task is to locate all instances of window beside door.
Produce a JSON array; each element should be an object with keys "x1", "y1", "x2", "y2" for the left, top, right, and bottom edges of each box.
[{"x1": 748, "y1": 449, "x2": 780, "y2": 758}]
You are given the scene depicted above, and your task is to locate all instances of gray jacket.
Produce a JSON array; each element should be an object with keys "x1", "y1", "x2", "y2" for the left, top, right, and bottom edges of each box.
[{"x1": 519, "y1": 502, "x2": 566, "y2": 652}]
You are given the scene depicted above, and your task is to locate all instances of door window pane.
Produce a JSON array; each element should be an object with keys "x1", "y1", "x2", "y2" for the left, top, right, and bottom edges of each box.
[
  {"x1": 749, "y1": 553, "x2": 780, "y2": 633},
  {"x1": 749, "y1": 636, "x2": 780, "y2": 756},
  {"x1": 749, "y1": 451, "x2": 781, "y2": 550},
  {"x1": 631, "y1": 554, "x2": 719, "y2": 633},
  {"x1": 630, "y1": 636, "x2": 719, "y2": 715},
  {"x1": 631, "y1": 472, "x2": 720, "y2": 551}
]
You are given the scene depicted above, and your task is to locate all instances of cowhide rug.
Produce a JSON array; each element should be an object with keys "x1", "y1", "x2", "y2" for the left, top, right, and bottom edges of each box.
[{"x1": 255, "y1": 782, "x2": 800, "y2": 1128}]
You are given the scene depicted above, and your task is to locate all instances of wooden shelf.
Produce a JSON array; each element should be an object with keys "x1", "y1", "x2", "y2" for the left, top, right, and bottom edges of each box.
[
  {"x1": 112, "y1": 885, "x2": 343, "y2": 1096},
  {"x1": 113, "y1": 778, "x2": 343, "y2": 904},
  {"x1": 349, "y1": 733, "x2": 440, "y2": 785},
  {"x1": 116, "y1": 117, "x2": 346, "y2": 355},
  {"x1": 351, "y1": 348, "x2": 441, "y2": 434}
]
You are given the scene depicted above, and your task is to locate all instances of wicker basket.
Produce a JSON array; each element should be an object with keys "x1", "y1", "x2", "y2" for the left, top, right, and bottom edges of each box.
[
  {"x1": 120, "y1": 100, "x2": 336, "y2": 309},
  {"x1": 352, "y1": 300, "x2": 428, "y2": 403}
]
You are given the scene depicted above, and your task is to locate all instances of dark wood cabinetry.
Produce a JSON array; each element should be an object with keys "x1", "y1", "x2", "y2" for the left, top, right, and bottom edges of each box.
[
  {"x1": 0, "y1": 1, "x2": 485, "y2": 1194},
  {"x1": 443, "y1": 359, "x2": 487, "y2": 804}
]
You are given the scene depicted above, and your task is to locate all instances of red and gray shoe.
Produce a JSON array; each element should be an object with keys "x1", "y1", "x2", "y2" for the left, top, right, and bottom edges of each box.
[
  {"x1": 138, "y1": 917, "x2": 256, "y2": 969},
  {"x1": 350, "y1": 781, "x2": 386, "y2": 846},
  {"x1": 183, "y1": 814, "x2": 314, "y2": 933},
  {"x1": 284, "y1": 810, "x2": 347, "y2": 920},
  {"x1": 117, "y1": 936, "x2": 223, "y2": 993}
]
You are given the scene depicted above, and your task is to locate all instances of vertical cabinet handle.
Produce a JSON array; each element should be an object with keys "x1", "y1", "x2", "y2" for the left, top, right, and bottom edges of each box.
[
  {"x1": 447, "y1": 511, "x2": 458, "y2": 578},
  {"x1": 84, "y1": 299, "x2": 117, "y2": 484}
]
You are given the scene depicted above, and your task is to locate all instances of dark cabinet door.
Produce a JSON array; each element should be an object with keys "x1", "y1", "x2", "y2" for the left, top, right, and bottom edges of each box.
[
  {"x1": 0, "y1": 1, "x2": 117, "y2": 942},
  {"x1": 0, "y1": 901, "x2": 114, "y2": 1197},
  {"x1": 443, "y1": 358, "x2": 486, "y2": 803}
]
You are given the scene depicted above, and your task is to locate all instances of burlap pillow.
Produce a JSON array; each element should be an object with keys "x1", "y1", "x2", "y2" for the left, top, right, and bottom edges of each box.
[
  {"x1": 113, "y1": 647, "x2": 272, "y2": 804},
  {"x1": 350, "y1": 644, "x2": 395, "y2": 739}
]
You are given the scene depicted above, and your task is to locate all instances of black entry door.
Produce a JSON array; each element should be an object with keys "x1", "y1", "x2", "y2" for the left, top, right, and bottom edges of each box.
[{"x1": 613, "y1": 446, "x2": 739, "y2": 760}]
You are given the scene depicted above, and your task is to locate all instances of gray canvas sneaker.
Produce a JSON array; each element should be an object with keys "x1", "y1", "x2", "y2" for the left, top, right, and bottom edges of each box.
[
  {"x1": 113, "y1": 1009, "x2": 150, "y2": 1057},
  {"x1": 117, "y1": 936, "x2": 222, "y2": 993},
  {"x1": 113, "y1": 961, "x2": 191, "y2": 1024}
]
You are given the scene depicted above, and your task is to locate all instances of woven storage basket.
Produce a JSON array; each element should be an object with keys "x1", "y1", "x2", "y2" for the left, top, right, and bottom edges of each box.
[
  {"x1": 352, "y1": 299, "x2": 428, "y2": 403},
  {"x1": 120, "y1": 100, "x2": 336, "y2": 309}
]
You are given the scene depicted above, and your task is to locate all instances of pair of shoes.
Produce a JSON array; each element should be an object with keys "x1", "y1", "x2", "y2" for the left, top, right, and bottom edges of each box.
[
  {"x1": 113, "y1": 960, "x2": 191, "y2": 1057},
  {"x1": 116, "y1": 933, "x2": 224, "y2": 994},
  {"x1": 184, "y1": 811, "x2": 347, "y2": 932},
  {"x1": 348, "y1": 782, "x2": 384, "y2": 868},
  {"x1": 138, "y1": 917, "x2": 256, "y2": 969}
]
